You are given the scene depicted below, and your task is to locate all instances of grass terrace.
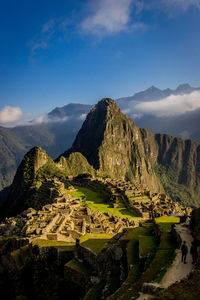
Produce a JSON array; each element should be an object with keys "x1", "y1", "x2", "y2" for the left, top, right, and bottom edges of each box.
[
  {"x1": 66, "y1": 258, "x2": 93, "y2": 276},
  {"x1": 109, "y1": 217, "x2": 180, "y2": 300},
  {"x1": 67, "y1": 186, "x2": 138, "y2": 219},
  {"x1": 32, "y1": 233, "x2": 114, "y2": 253},
  {"x1": 155, "y1": 216, "x2": 180, "y2": 231},
  {"x1": 80, "y1": 233, "x2": 114, "y2": 254},
  {"x1": 31, "y1": 239, "x2": 75, "y2": 250}
]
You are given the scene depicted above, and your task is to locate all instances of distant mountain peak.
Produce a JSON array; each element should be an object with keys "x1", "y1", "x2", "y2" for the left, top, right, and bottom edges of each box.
[
  {"x1": 176, "y1": 83, "x2": 191, "y2": 89},
  {"x1": 95, "y1": 97, "x2": 118, "y2": 110},
  {"x1": 148, "y1": 85, "x2": 161, "y2": 91},
  {"x1": 175, "y1": 83, "x2": 192, "y2": 93}
]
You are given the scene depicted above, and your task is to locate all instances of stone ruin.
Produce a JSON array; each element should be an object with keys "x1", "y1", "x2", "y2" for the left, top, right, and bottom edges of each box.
[{"x1": 0, "y1": 175, "x2": 189, "y2": 242}]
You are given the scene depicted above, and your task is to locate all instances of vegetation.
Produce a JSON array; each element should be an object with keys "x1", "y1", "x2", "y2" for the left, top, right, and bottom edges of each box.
[
  {"x1": 32, "y1": 239, "x2": 75, "y2": 249},
  {"x1": 81, "y1": 239, "x2": 110, "y2": 254},
  {"x1": 153, "y1": 209, "x2": 200, "y2": 300},
  {"x1": 0, "y1": 247, "x2": 84, "y2": 300},
  {"x1": 109, "y1": 218, "x2": 179, "y2": 300},
  {"x1": 66, "y1": 258, "x2": 93, "y2": 276},
  {"x1": 67, "y1": 186, "x2": 138, "y2": 219},
  {"x1": 32, "y1": 233, "x2": 114, "y2": 253},
  {"x1": 155, "y1": 216, "x2": 180, "y2": 231},
  {"x1": 139, "y1": 236, "x2": 157, "y2": 257}
]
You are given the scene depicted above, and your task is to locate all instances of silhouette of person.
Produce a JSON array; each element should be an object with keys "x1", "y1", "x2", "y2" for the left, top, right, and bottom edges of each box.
[
  {"x1": 181, "y1": 241, "x2": 188, "y2": 264},
  {"x1": 190, "y1": 241, "x2": 198, "y2": 264}
]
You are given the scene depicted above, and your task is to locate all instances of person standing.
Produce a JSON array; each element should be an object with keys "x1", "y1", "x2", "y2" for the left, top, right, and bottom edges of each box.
[
  {"x1": 190, "y1": 241, "x2": 198, "y2": 264},
  {"x1": 181, "y1": 241, "x2": 188, "y2": 264}
]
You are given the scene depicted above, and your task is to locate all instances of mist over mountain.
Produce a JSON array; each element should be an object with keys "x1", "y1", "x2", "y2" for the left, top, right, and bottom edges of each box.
[
  {"x1": 4, "y1": 98, "x2": 200, "y2": 218},
  {"x1": 0, "y1": 116, "x2": 83, "y2": 194},
  {"x1": 60, "y1": 98, "x2": 200, "y2": 207},
  {"x1": 117, "y1": 83, "x2": 200, "y2": 106},
  {"x1": 0, "y1": 83, "x2": 200, "y2": 199}
]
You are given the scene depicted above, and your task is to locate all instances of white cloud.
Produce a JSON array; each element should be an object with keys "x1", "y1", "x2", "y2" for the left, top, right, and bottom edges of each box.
[
  {"x1": 30, "y1": 18, "x2": 69, "y2": 58},
  {"x1": 122, "y1": 108, "x2": 131, "y2": 114},
  {"x1": 79, "y1": 113, "x2": 87, "y2": 120},
  {"x1": 80, "y1": 0, "x2": 145, "y2": 36},
  {"x1": 132, "y1": 91, "x2": 200, "y2": 117},
  {"x1": 162, "y1": 0, "x2": 200, "y2": 11},
  {"x1": 0, "y1": 106, "x2": 71, "y2": 127},
  {"x1": 131, "y1": 113, "x2": 143, "y2": 119},
  {"x1": 34, "y1": 114, "x2": 69, "y2": 124},
  {"x1": 180, "y1": 130, "x2": 191, "y2": 139},
  {"x1": 0, "y1": 106, "x2": 23, "y2": 124}
]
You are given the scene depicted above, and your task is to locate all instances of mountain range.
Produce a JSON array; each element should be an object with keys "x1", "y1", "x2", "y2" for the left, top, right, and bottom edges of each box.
[
  {"x1": 0, "y1": 83, "x2": 200, "y2": 200},
  {"x1": 3, "y1": 98, "x2": 200, "y2": 218}
]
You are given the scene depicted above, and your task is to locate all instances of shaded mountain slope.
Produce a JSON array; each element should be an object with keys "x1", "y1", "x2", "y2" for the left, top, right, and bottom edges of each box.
[
  {"x1": 2, "y1": 146, "x2": 51, "y2": 216},
  {"x1": 61, "y1": 99, "x2": 161, "y2": 192},
  {"x1": 2, "y1": 98, "x2": 200, "y2": 217},
  {"x1": 1, "y1": 84, "x2": 200, "y2": 197},
  {"x1": 0, "y1": 118, "x2": 82, "y2": 193},
  {"x1": 60, "y1": 98, "x2": 200, "y2": 206}
]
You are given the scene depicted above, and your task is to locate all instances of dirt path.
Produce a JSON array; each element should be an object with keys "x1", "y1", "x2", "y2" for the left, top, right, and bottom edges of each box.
[
  {"x1": 161, "y1": 224, "x2": 193, "y2": 288},
  {"x1": 137, "y1": 223, "x2": 194, "y2": 300}
]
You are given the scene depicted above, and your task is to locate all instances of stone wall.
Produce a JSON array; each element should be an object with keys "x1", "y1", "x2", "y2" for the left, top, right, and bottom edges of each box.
[
  {"x1": 76, "y1": 243, "x2": 97, "y2": 269},
  {"x1": 57, "y1": 249, "x2": 74, "y2": 265},
  {"x1": 64, "y1": 264, "x2": 90, "y2": 291}
]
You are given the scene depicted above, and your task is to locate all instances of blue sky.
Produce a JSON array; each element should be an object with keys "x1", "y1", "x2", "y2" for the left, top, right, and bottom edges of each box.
[{"x1": 0, "y1": 0, "x2": 200, "y2": 124}]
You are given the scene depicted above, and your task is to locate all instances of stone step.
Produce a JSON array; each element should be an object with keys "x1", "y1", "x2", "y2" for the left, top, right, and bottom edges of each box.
[{"x1": 141, "y1": 282, "x2": 164, "y2": 295}]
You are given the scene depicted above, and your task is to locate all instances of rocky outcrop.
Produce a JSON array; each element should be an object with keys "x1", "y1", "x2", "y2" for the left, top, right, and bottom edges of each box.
[
  {"x1": 2, "y1": 146, "x2": 51, "y2": 216},
  {"x1": 3, "y1": 98, "x2": 200, "y2": 216},
  {"x1": 60, "y1": 98, "x2": 200, "y2": 206},
  {"x1": 61, "y1": 99, "x2": 161, "y2": 192}
]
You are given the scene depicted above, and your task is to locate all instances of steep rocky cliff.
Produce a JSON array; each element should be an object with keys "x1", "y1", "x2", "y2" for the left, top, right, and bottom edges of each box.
[
  {"x1": 61, "y1": 98, "x2": 200, "y2": 206},
  {"x1": 61, "y1": 99, "x2": 161, "y2": 192},
  {"x1": 2, "y1": 146, "x2": 52, "y2": 216},
  {"x1": 3, "y1": 98, "x2": 200, "y2": 215}
]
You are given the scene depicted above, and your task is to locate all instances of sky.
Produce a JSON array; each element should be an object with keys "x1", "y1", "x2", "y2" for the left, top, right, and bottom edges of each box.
[{"x1": 0, "y1": 0, "x2": 200, "y2": 125}]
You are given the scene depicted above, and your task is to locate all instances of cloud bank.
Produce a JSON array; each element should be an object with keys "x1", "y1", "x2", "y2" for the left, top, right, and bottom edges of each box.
[
  {"x1": 0, "y1": 105, "x2": 87, "y2": 127},
  {"x1": 80, "y1": 0, "x2": 145, "y2": 36},
  {"x1": 0, "y1": 106, "x2": 23, "y2": 124},
  {"x1": 131, "y1": 91, "x2": 200, "y2": 117},
  {"x1": 34, "y1": 114, "x2": 69, "y2": 124}
]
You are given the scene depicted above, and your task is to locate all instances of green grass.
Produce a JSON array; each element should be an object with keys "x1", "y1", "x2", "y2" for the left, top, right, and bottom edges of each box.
[
  {"x1": 110, "y1": 218, "x2": 179, "y2": 300},
  {"x1": 31, "y1": 239, "x2": 75, "y2": 250},
  {"x1": 80, "y1": 233, "x2": 114, "y2": 253},
  {"x1": 153, "y1": 256, "x2": 200, "y2": 299},
  {"x1": 67, "y1": 186, "x2": 138, "y2": 219},
  {"x1": 81, "y1": 239, "x2": 110, "y2": 254},
  {"x1": 84, "y1": 282, "x2": 105, "y2": 300},
  {"x1": 66, "y1": 258, "x2": 93, "y2": 276},
  {"x1": 31, "y1": 233, "x2": 114, "y2": 253},
  {"x1": 139, "y1": 236, "x2": 157, "y2": 257},
  {"x1": 125, "y1": 227, "x2": 152, "y2": 266},
  {"x1": 194, "y1": 208, "x2": 200, "y2": 220},
  {"x1": 80, "y1": 233, "x2": 114, "y2": 242},
  {"x1": 155, "y1": 216, "x2": 180, "y2": 231}
]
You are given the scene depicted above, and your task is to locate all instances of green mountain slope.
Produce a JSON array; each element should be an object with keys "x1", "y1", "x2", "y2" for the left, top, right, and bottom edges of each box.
[
  {"x1": 3, "y1": 98, "x2": 200, "y2": 214},
  {"x1": 60, "y1": 98, "x2": 200, "y2": 206},
  {"x1": 0, "y1": 120, "x2": 81, "y2": 194}
]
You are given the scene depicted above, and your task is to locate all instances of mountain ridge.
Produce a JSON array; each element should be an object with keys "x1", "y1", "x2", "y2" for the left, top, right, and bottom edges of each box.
[
  {"x1": 0, "y1": 83, "x2": 200, "y2": 197},
  {"x1": 58, "y1": 98, "x2": 200, "y2": 207},
  {"x1": 3, "y1": 98, "x2": 200, "y2": 217}
]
